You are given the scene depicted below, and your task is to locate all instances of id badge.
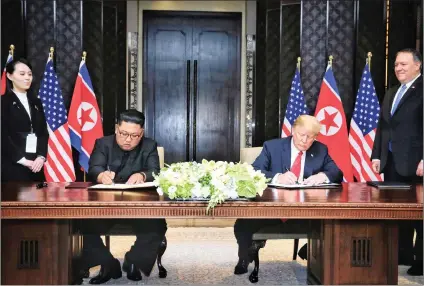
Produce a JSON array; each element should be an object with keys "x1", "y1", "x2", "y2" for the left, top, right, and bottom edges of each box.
[{"x1": 26, "y1": 133, "x2": 37, "y2": 153}]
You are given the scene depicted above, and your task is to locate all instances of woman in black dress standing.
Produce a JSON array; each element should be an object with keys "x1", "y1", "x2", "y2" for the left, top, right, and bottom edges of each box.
[{"x1": 1, "y1": 58, "x2": 48, "y2": 182}]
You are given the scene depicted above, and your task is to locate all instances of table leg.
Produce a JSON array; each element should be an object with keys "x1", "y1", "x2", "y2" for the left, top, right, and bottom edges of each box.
[
  {"x1": 1, "y1": 219, "x2": 81, "y2": 285},
  {"x1": 307, "y1": 219, "x2": 398, "y2": 285}
]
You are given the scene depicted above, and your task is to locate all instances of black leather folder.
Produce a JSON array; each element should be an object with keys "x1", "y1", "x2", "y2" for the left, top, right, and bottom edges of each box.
[{"x1": 366, "y1": 181, "x2": 411, "y2": 189}]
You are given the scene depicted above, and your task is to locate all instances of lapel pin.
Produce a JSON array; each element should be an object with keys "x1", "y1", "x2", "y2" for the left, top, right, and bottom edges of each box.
[{"x1": 311, "y1": 154, "x2": 314, "y2": 157}]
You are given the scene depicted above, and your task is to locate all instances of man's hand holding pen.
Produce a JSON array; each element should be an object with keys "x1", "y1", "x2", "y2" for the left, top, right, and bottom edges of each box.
[
  {"x1": 97, "y1": 166, "x2": 116, "y2": 185},
  {"x1": 276, "y1": 168, "x2": 299, "y2": 185}
]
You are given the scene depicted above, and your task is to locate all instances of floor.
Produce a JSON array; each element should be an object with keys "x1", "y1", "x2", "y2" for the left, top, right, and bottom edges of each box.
[{"x1": 82, "y1": 227, "x2": 424, "y2": 285}]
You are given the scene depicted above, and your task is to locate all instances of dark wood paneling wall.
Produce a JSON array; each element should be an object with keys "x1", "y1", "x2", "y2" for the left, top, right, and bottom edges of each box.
[
  {"x1": 355, "y1": 0, "x2": 386, "y2": 103},
  {"x1": 301, "y1": 0, "x2": 327, "y2": 116},
  {"x1": 279, "y1": 3, "x2": 301, "y2": 128},
  {"x1": 253, "y1": 0, "x2": 423, "y2": 146},
  {"x1": 387, "y1": 0, "x2": 422, "y2": 88},
  {"x1": 1, "y1": 0, "x2": 26, "y2": 65},
  {"x1": 2, "y1": 0, "x2": 126, "y2": 180},
  {"x1": 327, "y1": 0, "x2": 355, "y2": 122}
]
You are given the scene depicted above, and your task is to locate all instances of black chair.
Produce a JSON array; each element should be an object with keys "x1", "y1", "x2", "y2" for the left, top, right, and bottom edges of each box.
[{"x1": 248, "y1": 220, "x2": 310, "y2": 283}]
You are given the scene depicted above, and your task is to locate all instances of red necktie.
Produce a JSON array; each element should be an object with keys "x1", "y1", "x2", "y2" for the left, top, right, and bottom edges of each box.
[
  {"x1": 281, "y1": 155, "x2": 302, "y2": 223},
  {"x1": 291, "y1": 151, "x2": 303, "y2": 179}
]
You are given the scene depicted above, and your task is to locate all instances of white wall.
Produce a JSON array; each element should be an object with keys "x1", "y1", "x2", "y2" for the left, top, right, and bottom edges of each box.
[{"x1": 136, "y1": 0, "x2": 247, "y2": 148}]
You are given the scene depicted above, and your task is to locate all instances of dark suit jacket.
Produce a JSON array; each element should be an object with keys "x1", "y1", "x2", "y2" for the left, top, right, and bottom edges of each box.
[
  {"x1": 88, "y1": 135, "x2": 160, "y2": 183},
  {"x1": 371, "y1": 76, "x2": 423, "y2": 176},
  {"x1": 252, "y1": 137, "x2": 343, "y2": 183},
  {"x1": 1, "y1": 90, "x2": 48, "y2": 182}
]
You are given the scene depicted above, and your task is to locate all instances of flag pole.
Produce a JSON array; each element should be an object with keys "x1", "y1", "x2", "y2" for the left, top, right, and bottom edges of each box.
[
  {"x1": 297, "y1": 56, "x2": 301, "y2": 71},
  {"x1": 49, "y1": 47, "x2": 54, "y2": 60},
  {"x1": 9, "y1": 44, "x2": 15, "y2": 56},
  {"x1": 328, "y1": 55, "x2": 333, "y2": 67},
  {"x1": 367, "y1": 52, "x2": 372, "y2": 70},
  {"x1": 82, "y1": 50, "x2": 87, "y2": 183}
]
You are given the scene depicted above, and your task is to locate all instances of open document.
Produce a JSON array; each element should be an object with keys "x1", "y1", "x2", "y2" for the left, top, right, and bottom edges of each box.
[
  {"x1": 88, "y1": 182, "x2": 156, "y2": 190},
  {"x1": 268, "y1": 182, "x2": 341, "y2": 189}
]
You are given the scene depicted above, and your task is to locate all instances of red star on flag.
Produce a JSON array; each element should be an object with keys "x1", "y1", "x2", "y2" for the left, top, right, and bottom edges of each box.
[
  {"x1": 320, "y1": 109, "x2": 338, "y2": 134},
  {"x1": 79, "y1": 107, "x2": 94, "y2": 125}
]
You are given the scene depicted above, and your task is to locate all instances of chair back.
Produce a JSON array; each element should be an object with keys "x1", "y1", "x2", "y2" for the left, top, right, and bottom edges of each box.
[
  {"x1": 240, "y1": 147, "x2": 263, "y2": 164},
  {"x1": 157, "y1": 146, "x2": 165, "y2": 168}
]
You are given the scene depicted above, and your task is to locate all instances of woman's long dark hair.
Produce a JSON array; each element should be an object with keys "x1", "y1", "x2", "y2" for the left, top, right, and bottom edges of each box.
[{"x1": 3, "y1": 58, "x2": 33, "y2": 96}]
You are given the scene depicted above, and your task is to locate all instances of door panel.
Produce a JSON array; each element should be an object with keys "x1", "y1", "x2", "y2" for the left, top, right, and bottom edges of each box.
[
  {"x1": 193, "y1": 16, "x2": 240, "y2": 162},
  {"x1": 143, "y1": 12, "x2": 241, "y2": 164},
  {"x1": 144, "y1": 15, "x2": 193, "y2": 163}
]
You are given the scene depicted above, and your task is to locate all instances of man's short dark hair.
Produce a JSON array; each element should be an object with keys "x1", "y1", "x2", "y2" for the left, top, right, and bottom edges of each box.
[
  {"x1": 396, "y1": 48, "x2": 422, "y2": 68},
  {"x1": 117, "y1": 109, "x2": 145, "y2": 128}
]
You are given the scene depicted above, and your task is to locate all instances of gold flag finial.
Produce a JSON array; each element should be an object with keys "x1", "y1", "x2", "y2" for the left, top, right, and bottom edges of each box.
[
  {"x1": 328, "y1": 55, "x2": 333, "y2": 67},
  {"x1": 297, "y1": 57, "x2": 301, "y2": 70},
  {"x1": 82, "y1": 51, "x2": 87, "y2": 61},
  {"x1": 367, "y1": 52, "x2": 372, "y2": 70},
  {"x1": 9, "y1": 44, "x2": 15, "y2": 56},
  {"x1": 49, "y1": 47, "x2": 54, "y2": 60}
]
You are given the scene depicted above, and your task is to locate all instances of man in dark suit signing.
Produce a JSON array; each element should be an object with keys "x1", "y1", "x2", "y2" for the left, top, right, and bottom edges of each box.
[
  {"x1": 233, "y1": 115, "x2": 342, "y2": 274},
  {"x1": 371, "y1": 48, "x2": 423, "y2": 276},
  {"x1": 80, "y1": 109, "x2": 167, "y2": 284}
]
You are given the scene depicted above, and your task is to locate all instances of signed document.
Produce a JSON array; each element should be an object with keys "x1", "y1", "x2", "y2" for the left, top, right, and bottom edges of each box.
[
  {"x1": 88, "y1": 182, "x2": 156, "y2": 190},
  {"x1": 268, "y1": 182, "x2": 341, "y2": 189}
]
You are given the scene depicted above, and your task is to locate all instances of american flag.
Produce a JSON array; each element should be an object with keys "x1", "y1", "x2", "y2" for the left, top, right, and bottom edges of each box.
[
  {"x1": 38, "y1": 58, "x2": 75, "y2": 182},
  {"x1": 349, "y1": 63, "x2": 382, "y2": 181},
  {"x1": 281, "y1": 68, "x2": 308, "y2": 137}
]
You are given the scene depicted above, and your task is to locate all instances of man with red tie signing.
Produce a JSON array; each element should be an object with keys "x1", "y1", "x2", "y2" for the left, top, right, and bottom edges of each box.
[{"x1": 233, "y1": 115, "x2": 342, "y2": 275}]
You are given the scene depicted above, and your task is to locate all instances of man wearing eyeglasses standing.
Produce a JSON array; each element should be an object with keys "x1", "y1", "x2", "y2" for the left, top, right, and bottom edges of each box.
[{"x1": 78, "y1": 109, "x2": 167, "y2": 284}]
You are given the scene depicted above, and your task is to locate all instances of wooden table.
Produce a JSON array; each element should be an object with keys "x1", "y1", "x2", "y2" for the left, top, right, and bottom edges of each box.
[{"x1": 1, "y1": 182, "x2": 422, "y2": 285}]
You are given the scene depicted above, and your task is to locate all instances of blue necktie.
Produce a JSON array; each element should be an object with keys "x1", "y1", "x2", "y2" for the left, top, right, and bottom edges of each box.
[
  {"x1": 389, "y1": 84, "x2": 408, "y2": 151},
  {"x1": 390, "y1": 84, "x2": 407, "y2": 116}
]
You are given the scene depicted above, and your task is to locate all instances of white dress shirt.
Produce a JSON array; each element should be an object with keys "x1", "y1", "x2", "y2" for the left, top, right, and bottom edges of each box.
[
  {"x1": 13, "y1": 90, "x2": 31, "y2": 120},
  {"x1": 272, "y1": 138, "x2": 306, "y2": 183},
  {"x1": 390, "y1": 73, "x2": 421, "y2": 113}
]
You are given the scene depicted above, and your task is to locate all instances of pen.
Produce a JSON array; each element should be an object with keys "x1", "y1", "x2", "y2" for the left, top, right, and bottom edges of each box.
[
  {"x1": 107, "y1": 165, "x2": 115, "y2": 184},
  {"x1": 285, "y1": 167, "x2": 299, "y2": 184}
]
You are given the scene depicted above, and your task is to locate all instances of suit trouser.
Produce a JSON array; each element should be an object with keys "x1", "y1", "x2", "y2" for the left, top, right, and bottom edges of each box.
[
  {"x1": 80, "y1": 219, "x2": 167, "y2": 276},
  {"x1": 383, "y1": 152, "x2": 423, "y2": 261},
  {"x1": 234, "y1": 219, "x2": 310, "y2": 260}
]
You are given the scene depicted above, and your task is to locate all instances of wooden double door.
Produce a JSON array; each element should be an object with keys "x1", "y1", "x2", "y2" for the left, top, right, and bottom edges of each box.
[{"x1": 143, "y1": 11, "x2": 241, "y2": 164}]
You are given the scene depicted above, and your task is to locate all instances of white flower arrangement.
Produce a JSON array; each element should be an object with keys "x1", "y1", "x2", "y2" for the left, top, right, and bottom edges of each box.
[{"x1": 153, "y1": 159, "x2": 269, "y2": 211}]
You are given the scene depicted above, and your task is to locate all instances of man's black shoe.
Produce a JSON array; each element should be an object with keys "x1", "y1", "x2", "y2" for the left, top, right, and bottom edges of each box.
[
  {"x1": 407, "y1": 260, "x2": 423, "y2": 276},
  {"x1": 234, "y1": 259, "x2": 249, "y2": 275},
  {"x1": 298, "y1": 243, "x2": 307, "y2": 260},
  {"x1": 89, "y1": 259, "x2": 122, "y2": 284},
  {"x1": 122, "y1": 257, "x2": 142, "y2": 281}
]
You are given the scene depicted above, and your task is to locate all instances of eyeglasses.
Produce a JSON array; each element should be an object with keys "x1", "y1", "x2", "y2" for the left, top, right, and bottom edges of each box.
[{"x1": 117, "y1": 128, "x2": 142, "y2": 140}]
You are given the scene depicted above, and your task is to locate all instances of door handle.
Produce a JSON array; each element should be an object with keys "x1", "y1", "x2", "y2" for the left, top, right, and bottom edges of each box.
[
  {"x1": 193, "y1": 60, "x2": 197, "y2": 161},
  {"x1": 186, "y1": 60, "x2": 190, "y2": 162}
]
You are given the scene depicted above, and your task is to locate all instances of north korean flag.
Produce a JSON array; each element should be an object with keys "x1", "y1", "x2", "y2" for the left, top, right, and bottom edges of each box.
[
  {"x1": 314, "y1": 65, "x2": 354, "y2": 182},
  {"x1": 69, "y1": 59, "x2": 103, "y2": 172}
]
